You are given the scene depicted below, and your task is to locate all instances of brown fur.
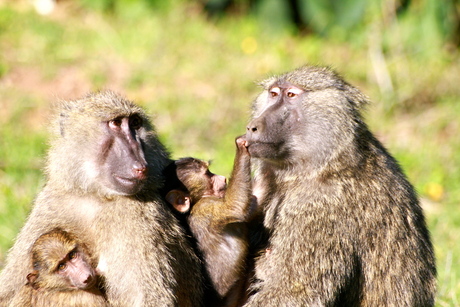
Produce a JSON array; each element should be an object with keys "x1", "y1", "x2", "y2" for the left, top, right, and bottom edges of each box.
[
  {"x1": 166, "y1": 137, "x2": 252, "y2": 306},
  {"x1": 0, "y1": 91, "x2": 203, "y2": 307},
  {"x1": 243, "y1": 65, "x2": 436, "y2": 306},
  {"x1": 9, "y1": 229, "x2": 108, "y2": 307}
]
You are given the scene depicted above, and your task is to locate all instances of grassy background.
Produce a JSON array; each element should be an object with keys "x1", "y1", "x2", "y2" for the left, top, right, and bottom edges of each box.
[{"x1": 0, "y1": 1, "x2": 459, "y2": 305}]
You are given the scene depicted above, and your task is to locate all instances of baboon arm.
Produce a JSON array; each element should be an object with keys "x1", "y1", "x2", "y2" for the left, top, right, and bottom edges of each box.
[
  {"x1": 191, "y1": 198, "x2": 243, "y2": 231},
  {"x1": 0, "y1": 207, "x2": 49, "y2": 304},
  {"x1": 0, "y1": 192, "x2": 87, "y2": 305},
  {"x1": 223, "y1": 138, "x2": 252, "y2": 220},
  {"x1": 6, "y1": 285, "x2": 32, "y2": 307}
]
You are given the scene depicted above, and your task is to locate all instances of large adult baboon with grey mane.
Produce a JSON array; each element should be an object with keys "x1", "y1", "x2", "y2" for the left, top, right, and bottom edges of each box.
[
  {"x1": 0, "y1": 91, "x2": 203, "y2": 306},
  {"x1": 243, "y1": 65, "x2": 436, "y2": 306}
]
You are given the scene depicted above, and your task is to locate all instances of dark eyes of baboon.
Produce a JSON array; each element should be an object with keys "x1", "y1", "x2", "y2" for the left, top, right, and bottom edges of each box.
[
  {"x1": 269, "y1": 87, "x2": 280, "y2": 97},
  {"x1": 109, "y1": 118, "x2": 122, "y2": 128},
  {"x1": 58, "y1": 263, "x2": 66, "y2": 272},
  {"x1": 269, "y1": 86, "x2": 302, "y2": 98},
  {"x1": 108, "y1": 115, "x2": 143, "y2": 130},
  {"x1": 69, "y1": 250, "x2": 77, "y2": 260},
  {"x1": 57, "y1": 249, "x2": 77, "y2": 272},
  {"x1": 129, "y1": 115, "x2": 143, "y2": 129}
]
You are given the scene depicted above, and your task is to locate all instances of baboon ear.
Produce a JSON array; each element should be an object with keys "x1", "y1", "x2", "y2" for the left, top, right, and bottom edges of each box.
[
  {"x1": 27, "y1": 271, "x2": 39, "y2": 290},
  {"x1": 165, "y1": 190, "x2": 191, "y2": 213},
  {"x1": 344, "y1": 83, "x2": 369, "y2": 109}
]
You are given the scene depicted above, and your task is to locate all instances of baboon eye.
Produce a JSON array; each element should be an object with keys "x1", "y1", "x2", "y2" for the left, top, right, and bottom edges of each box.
[
  {"x1": 130, "y1": 115, "x2": 143, "y2": 130},
  {"x1": 269, "y1": 87, "x2": 281, "y2": 97},
  {"x1": 58, "y1": 263, "x2": 67, "y2": 271},
  {"x1": 287, "y1": 88, "x2": 303, "y2": 98},
  {"x1": 68, "y1": 251, "x2": 77, "y2": 260},
  {"x1": 109, "y1": 118, "x2": 123, "y2": 128}
]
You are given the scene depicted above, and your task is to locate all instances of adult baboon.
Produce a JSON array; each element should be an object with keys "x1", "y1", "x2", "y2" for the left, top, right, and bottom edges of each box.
[
  {"x1": 243, "y1": 65, "x2": 436, "y2": 306},
  {"x1": 0, "y1": 91, "x2": 203, "y2": 306},
  {"x1": 9, "y1": 228, "x2": 108, "y2": 307},
  {"x1": 165, "y1": 137, "x2": 252, "y2": 306}
]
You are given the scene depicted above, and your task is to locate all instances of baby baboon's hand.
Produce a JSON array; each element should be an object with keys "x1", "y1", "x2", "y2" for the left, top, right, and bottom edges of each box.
[{"x1": 235, "y1": 135, "x2": 249, "y2": 154}]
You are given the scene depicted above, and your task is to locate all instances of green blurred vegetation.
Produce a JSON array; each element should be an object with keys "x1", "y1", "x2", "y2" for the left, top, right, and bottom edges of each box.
[{"x1": 0, "y1": 0, "x2": 459, "y2": 304}]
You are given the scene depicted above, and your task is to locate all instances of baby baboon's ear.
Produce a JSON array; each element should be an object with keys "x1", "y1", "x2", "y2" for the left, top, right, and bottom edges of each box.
[
  {"x1": 166, "y1": 190, "x2": 191, "y2": 213},
  {"x1": 26, "y1": 271, "x2": 39, "y2": 290}
]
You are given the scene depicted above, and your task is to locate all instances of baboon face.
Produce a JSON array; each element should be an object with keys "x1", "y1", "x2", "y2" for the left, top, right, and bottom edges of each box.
[
  {"x1": 245, "y1": 80, "x2": 306, "y2": 161},
  {"x1": 29, "y1": 230, "x2": 98, "y2": 291},
  {"x1": 50, "y1": 92, "x2": 157, "y2": 196},
  {"x1": 245, "y1": 66, "x2": 362, "y2": 166},
  {"x1": 176, "y1": 158, "x2": 227, "y2": 199},
  {"x1": 98, "y1": 114, "x2": 148, "y2": 195},
  {"x1": 51, "y1": 246, "x2": 97, "y2": 290}
]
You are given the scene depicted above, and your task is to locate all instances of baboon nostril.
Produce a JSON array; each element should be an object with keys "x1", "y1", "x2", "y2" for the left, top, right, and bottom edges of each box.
[{"x1": 133, "y1": 165, "x2": 147, "y2": 180}]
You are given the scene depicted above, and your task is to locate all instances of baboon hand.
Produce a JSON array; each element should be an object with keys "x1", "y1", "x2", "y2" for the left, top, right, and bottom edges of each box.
[{"x1": 235, "y1": 135, "x2": 249, "y2": 154}]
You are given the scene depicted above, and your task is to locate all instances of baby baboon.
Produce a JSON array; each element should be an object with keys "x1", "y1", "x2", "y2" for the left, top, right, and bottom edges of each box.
[
  {"x1": 0, "y1": 91, "x2": 203, "y2": 306},
  {"x1": 165, "y1": 137, "x2": 252, "y2": 306},
  {"x1": 243, "y1": 65, "x2": 436, "y2": 306},
  {"x1": 9, "y1": 228, "x2": 107, "y2": 307}
]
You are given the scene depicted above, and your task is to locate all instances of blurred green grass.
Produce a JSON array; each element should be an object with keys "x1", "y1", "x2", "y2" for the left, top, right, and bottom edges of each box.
[{"x1": 0, "y1": 1, "x2": 459, "y2": 305}]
